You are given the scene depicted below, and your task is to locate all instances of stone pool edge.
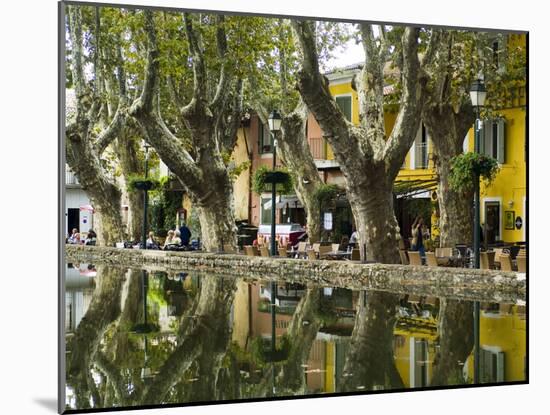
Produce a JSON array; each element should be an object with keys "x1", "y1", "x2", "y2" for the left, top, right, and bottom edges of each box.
[{"x1": 65, "y1": 245, "x2": 526, "y2": 303}]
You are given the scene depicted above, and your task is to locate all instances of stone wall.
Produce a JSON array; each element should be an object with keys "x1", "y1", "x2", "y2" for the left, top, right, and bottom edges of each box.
[{"x1": 64, "y1": 245, "x2": 526, "y2": 303}]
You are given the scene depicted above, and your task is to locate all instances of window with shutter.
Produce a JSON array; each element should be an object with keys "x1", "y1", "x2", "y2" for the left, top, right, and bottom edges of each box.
[
  {"x1": 414, "y1": 124, "x2": 429, "y2": 169},
  {"x1": 480, "y1": 348, "x2": 506, "y2": 383},
  {"x1": 413, "y1": 339, "x2": 429, "y2": 387},
  {"x1": 482, "y1": 118, "x2": 506, "y2": 164},
  {"x1": 335, "y1": 95, "x2": 352, "y2": 121},
  {"x1": 258, "y1": 121, "x2": 272, "y2": 154}
]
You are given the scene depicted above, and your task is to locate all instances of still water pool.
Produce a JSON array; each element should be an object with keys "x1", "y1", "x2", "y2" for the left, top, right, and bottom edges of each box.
[{"x1": 63, "y1": 263, "x2": 526, "y2": 411}]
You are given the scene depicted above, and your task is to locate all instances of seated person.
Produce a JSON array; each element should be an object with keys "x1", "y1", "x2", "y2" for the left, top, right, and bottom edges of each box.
[
  {"x1": 172, "y1": 230, "x2": 182, "y2": 246},
  {"x1": 146, "y1": 231, "x2": 160, "y2": 249},
  {"x1": 84, "y1": 229, "x2": 97, "y2": 246},
  {"x1": 71, "y1": 233, "x2": 81, "y2": 244},
  {"x1": 163, "y1": 230, "x2": 175, "y2": 249},
  {"x1": 68, "y1": 228, "x2": 79, "y2": 244},
  {"x1": 164, "y1": 230, "x2": 183, "y2": 250}
]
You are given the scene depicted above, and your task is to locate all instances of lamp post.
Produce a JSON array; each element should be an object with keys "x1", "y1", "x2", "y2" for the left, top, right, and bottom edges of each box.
[
  {"x1": 141, "y1": 140, "x2": 151, "y2": 250},
  {"x1": 268, "y1": 110, "x2": 282, "y2": 256},
  {"x1": 469, "y1": 77, "x2": 486, "y2": 384}
]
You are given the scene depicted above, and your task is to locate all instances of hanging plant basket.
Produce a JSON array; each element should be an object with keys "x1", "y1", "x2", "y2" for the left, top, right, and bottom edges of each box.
[
  {"x1": 127, "y1": 176, "x2": 160, "y2": 192},
  {"x1": 449, "y1": 152, "x2": 500, "y2": 192},
  {"x1": 314, "y1": 183, "x2": 342, "y2": 204},
  {"x1": 252, "y1": 166, "x2": 294, "y2": 194}
]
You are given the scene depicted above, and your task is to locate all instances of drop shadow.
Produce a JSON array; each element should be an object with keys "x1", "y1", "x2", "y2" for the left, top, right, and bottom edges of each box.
[{"x1": 34, "y1": 398, "x2": 58, "y2": 413}]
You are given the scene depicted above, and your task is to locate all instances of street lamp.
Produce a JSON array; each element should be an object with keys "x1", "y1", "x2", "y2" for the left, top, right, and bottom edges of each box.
[
  {"x1": 142, "y1": 140, "x2": 152, "y2": 250},
  {"x1": 268, "y1": 110, "x2": 282, "y2": 256},
  {"x1": 469, "y1": 77, "x2": 486, "y2": 384}
]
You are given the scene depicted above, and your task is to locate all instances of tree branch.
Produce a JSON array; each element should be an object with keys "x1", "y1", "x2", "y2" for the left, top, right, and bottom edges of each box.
[
  {"x1": 183, "y1": 13, "x2": 207, "y2": 104},
  {"x1": 357, "y1": 23, "x2": 386, "y2": 153},
  {"x1": 95, "y1": 107, "x2": 127, "y2": 154},
  {"x1": 383, "y1": 27, "x2": 425, "y2": 180},
  {"x1": 291, "y1": 20, "x2": 357, "y2": 157},
  {"x1": 210, "y1": 15, "x2": 230, "y2": 114},
  {"x1": 221, "y1": 78, "x2": 243, "y2": 153},
  {"x1": 129, "y1": 10, "x2": 203, "y2": 192}
]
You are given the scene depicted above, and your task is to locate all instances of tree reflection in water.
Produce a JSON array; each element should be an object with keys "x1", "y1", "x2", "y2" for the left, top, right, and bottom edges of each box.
[
  {"x1": 430, "y1": 299, "x2": 474, "y2": 386},
  {"x1": 66, "y1": 268, "x2": 239, "y2": 408},
  {"x1": 340, "y1": 291, "x2": 404, "y2": 392},
  {"x1": 65, "y1": 267, "x2": 518, "y2": 410}
]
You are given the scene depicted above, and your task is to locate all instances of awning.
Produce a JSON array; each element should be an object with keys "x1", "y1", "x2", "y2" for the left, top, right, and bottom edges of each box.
[
  {"x1": 394, "y1": 179, "x2": 438, "y2": 199},
  {"x1": 79, "y1": 204, "x2": 94, "y2": 212},
  {"x1": 263, "y1": 195, "x2": 303, "y2": 209}
]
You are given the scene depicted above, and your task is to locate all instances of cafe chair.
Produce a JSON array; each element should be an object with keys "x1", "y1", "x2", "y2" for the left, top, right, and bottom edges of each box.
[
  {"x1": 425, "y1": 252, "x2": 438, "y2": 267},
  {"x1": 480, "y1": 251, "x2": 496, "y2": 270},
  {"x1": 260, "y1": 246, "x2": 271, "y2": 257},
  {"x1": 408, "y1": 251, "x2": 422, "y2": 266},
  {"x1": 516, "y1": 255, "x2": 526, "y2": 273},
  {"x1": 223, "y1": 244, "x2": 236, "y2": 254},
  {"x1": 399, "y1": 250, "x2": 409, "y2": 265},
  {"x1": 499, "y1": 253, "x2": 513, "y2": 271},
  {"x1": 319, "y1": 245, "x2": 332, "y2": 259}
]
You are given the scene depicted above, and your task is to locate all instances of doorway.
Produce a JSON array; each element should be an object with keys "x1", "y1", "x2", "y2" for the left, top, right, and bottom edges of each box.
[
  {"x1": 485, "y1": 201, "x2": 501, "y2": 244},
  {"x1": 67, "y1": 208, "x2": 79, "y2": 235}
]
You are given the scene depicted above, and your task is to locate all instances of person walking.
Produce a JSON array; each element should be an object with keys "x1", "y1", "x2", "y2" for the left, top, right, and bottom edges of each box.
[{"x1": 411, "y1": 216, "x2": 426, "y2": 258}]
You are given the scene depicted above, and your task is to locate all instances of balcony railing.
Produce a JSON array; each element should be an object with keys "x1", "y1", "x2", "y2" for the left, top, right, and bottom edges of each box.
[
  {"x1": 66, "y1": 166, "x2": 79, "y2": 185},
  {"x1": 308, "y1": 136, "x2": 327, "y2": 160}
]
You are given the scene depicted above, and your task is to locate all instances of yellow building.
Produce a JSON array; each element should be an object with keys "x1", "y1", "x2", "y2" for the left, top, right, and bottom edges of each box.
[{"x1": 311, "y1": 34, "x2": 527, "y2": 244}]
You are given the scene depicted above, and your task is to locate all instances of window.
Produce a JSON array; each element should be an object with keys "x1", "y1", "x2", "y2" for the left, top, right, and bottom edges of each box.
[
  {"x1": 258, "y1": 121, "x2": 273, "y2": 154},
  {"x1": 492, "y1": 40, "x2": 499, "y2": 67},
  {"x1": 412, "y1": 338, "x2": 429, "y2": 387},
  {"x1": 261, "y1": 196, "x2": 272, "y2": 224},
  {"x1": 480, "y1": 348, "x2": 505, "y2": 383},
  {"x1": 335, "y1": 95, "x2": 352, "y2": 121},
  {"x1": 414, "y1": 124, "x2": 429, "y2": 169},
  {"x1": 482, "y1": 118, "x2": 506, "y2": 163}
]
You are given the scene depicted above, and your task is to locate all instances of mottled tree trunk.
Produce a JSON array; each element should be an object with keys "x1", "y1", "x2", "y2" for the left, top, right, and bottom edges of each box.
[
  {"x1": 289, "y1": 24, "x2": 433, "y2": 391},
  {"x1": 194, "y1": 172, "x2": 238, "y2": 250},
  {"x1": 66, "y1": 5, "x2": 127, "y2": 246},
  {"x1": 341, "y1": 291, "x2": 404, "y2": 391},
  {"x1": 424, "y1": 103, "x2": 475, "y2": 386},
  {"x1": 346, "y1": 175, "x2": 401, "y2": 264},
  {"x1": 130, "y1": 12, "x2": 240, "y2": 251},
  {"x1": 66, "y1": 134, "x2": 126, "y2": 246}
]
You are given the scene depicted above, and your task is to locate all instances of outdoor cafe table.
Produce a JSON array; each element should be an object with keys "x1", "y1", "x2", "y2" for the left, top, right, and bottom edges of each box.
[
  {"x1": 324, "y1": 251, "x2": 352, "y2": 260},
  {"x1": 436, "y1": 256, "x2": 467, "y2": 268}
]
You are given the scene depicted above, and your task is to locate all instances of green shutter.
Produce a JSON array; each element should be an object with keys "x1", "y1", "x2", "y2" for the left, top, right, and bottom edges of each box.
[
  {"x1": 336, "y1": 96, "x2": 352, "y2": 121},
  {"x1": 497, "y1": 119, "x2": 506, "y2": 164}
]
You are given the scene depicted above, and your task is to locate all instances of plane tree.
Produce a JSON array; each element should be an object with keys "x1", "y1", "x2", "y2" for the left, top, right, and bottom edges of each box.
[{"x1": 422, "y1": 30, "x2": 526, "y2": 386}]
